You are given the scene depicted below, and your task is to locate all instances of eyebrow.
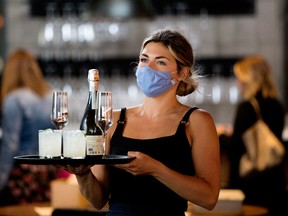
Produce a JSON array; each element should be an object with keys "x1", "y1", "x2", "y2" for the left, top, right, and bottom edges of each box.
[{"x1": 141, "y1": 53, "x2": 171, "y2": 61}]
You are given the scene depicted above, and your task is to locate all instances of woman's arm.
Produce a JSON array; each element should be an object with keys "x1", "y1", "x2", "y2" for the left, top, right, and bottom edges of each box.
[
  {"x1": 181, "y1": 109, "x2": 220, "y2": 209},
  {"x1": 74, "y1": 165, "x2": 109, "y2": 209},
  {"x1": 67, "y1": 110, "x2": 120, "y2": 209}
]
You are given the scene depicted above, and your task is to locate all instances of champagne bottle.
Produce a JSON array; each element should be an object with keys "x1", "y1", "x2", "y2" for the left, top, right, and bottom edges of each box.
[{"x1": 80, "y1": 69, "x2": 104, "y2": 156}]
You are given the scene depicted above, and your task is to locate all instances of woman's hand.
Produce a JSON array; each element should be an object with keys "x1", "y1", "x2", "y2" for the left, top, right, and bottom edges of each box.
[{"x1": 113, "y1": 151, "x2": 160, "y2": 176}]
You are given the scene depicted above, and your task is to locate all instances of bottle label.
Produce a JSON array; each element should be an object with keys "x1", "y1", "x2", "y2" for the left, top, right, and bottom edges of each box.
[{"x1": 86, "y1": 135, "x2": 104, "y2": 155}]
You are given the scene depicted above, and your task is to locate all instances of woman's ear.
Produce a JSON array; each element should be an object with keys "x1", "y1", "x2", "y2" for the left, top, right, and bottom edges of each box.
[{"x1": 178, "y1": 67, "x2": 190, "y2": 81}]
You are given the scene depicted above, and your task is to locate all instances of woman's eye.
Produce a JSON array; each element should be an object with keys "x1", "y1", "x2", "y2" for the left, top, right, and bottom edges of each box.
[
  {"x1": 157, "y1": 61, "x2": 166, "y2": 65},
  {"x1": 140, "y1": 58, "x2": 148, "y2": 63}
]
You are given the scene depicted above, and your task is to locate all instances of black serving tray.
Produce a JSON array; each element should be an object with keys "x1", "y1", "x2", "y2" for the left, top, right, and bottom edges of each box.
[{"x1": 14, "y1": 154, "x2": 135, "y2": 165}]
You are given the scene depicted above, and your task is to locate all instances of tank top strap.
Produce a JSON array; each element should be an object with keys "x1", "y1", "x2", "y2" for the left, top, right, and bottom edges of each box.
[
  {"x1": 117, "y1": 107, "x2": 198, "y2": 125},
  {"x1": 180, "y1": 107, "x2": 198, "y2": 124},
  {"x1": 117, "y1": 107, "x2": 126, "y2": 124},
  {"x1": 115, "y1": 107, "x2": 126, "y2": 134},
  {"x1": 115, "y1": 107, "x2": 198, "y2": 135}
]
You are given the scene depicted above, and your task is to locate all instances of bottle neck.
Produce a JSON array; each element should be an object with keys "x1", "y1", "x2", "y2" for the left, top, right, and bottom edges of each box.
[
  {"x1": 88, "y1": 80, "x2": 98, "y2": 110},
  {"x1": 88, "y1": 80, "x2": 98, "y2": 92},
  {"x1": 88, "y1": 91, "x2": 97, "y2": 110}
]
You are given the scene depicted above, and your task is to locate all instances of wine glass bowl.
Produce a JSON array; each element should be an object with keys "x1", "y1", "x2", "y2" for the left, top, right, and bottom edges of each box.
[{"x1": 51, "y1": 91, "x2": 69, "y2": 130}]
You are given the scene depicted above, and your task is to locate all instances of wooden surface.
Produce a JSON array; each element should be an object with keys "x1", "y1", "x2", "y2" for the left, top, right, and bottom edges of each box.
[
  {"x1": 0, "y1": 203, "x2": 268, "y2": 216},
  {"x1": 186, "y1": 204, "x2": 268, "y2": 216}
]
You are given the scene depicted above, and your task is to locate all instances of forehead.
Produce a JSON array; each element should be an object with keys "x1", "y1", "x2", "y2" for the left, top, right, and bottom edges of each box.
[{"x1": 141, "y1": 42, "x2": 174, "y2": 59}]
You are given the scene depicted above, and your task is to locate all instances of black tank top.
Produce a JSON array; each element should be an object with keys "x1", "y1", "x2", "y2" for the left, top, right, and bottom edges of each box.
[{"x1": 109, "y1": 107, "x2": 198, "y2": 215}]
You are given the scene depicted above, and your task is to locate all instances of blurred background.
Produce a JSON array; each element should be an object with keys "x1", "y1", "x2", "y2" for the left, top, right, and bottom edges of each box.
[{"x1": 0, "y1": 0, "x2": 287, "y2": 135}]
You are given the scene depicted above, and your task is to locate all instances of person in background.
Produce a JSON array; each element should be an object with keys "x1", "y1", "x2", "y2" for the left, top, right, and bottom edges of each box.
[
  {"x1": 65, "y1": 29, "x2": 221, "y2": 216},
  {"x1": 218, "y1": 55, "x2": 287, "y2": 216},
  {"x1": 0, "y1": 49, "x2": 65, "y2": 205}
]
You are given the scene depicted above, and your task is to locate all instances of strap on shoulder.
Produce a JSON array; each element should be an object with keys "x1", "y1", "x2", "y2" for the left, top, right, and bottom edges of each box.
[
  {"x1": 181, "y1": 107, "x2": 198, "y2": 124},
  {"x1": 117, "y1": 107, "x2": 126, "y2": 124}
]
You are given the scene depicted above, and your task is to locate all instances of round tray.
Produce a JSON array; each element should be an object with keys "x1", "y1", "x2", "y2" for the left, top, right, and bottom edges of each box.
[{"x1": 14, "y1": 154, "x2": 135, "y2": 165}]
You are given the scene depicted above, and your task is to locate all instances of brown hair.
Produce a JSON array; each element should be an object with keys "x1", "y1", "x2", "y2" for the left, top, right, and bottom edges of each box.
[
  {"x1": 233, "y1": 55, "x2": 278, "y2": 100},
  {"x1": 141, "y1": 29, "x2": 199, "y2": 96},
  {"x1": 0, "y1": 49, "x2": 51, "y2": 106}
]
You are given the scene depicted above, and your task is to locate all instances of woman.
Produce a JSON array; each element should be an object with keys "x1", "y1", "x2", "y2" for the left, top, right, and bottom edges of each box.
[
  {"x1": 0, "y1": 49, "x2": 59, "y2": 205},
  {"x1": 68, "y1": 29, "x2": 221, "y2": 215},
  {"x1": 219, "y1": 55, "x2": 286, "y2": 216}
]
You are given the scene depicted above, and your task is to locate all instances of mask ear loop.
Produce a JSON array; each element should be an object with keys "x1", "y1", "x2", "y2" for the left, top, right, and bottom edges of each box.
[
  {"x1": 170, "y1": 71, "x2": 179, "y2": 85},
  {"x1": 171, "y1": 79, "x2": 177, "y2": 85}
]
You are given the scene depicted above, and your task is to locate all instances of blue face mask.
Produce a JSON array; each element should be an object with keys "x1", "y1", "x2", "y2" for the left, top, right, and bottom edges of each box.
[{"x1": 135, "y1": 66, "x2": 177, "y2": 98}]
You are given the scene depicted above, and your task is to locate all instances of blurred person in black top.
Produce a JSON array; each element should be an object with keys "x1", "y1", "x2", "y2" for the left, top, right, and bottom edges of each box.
[{"x1": 218, "y1": 55, "x2": 286, "y2": 216}]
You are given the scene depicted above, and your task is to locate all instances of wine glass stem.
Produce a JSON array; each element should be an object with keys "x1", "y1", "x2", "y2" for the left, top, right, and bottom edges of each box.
[
  {"x1": 60, "y1": 129, "x2": 63, "y2": 158},
  {"x1": 103, "y1": 132, "x2": 107, "y2": 156}
]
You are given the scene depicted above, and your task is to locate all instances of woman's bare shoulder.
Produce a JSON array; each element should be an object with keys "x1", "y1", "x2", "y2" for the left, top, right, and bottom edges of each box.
[
  {"x1": 190, "y1": 108, "x2": 215, "y2": 124},
  {"x1": 113, "y1": 105, "x2": 142, "y2": 118},
  {"x1": 114, "y1": 104, "x2": 141, "y2": 111}
]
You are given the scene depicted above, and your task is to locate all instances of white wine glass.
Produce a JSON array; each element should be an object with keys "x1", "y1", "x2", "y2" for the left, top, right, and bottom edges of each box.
[
  {"x1": 96, "y1": 91, "x2": 113, "y2": 153},
  {"x1": 97, "y1": 91, "x2": 113, "y2": 133},
  {"x1": 51, "y1": 91, "x2": 69, "y2": 130}
]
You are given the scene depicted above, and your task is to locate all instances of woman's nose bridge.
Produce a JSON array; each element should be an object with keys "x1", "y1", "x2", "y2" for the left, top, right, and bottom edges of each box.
[{"x1": 146, "y1": 60, "x2": 156, "y2": 70}]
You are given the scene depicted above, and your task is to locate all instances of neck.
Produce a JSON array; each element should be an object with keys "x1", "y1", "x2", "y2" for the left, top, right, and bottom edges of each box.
[{"x1": 140, "y1": 99, "x2": 184, "y2": 119}]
